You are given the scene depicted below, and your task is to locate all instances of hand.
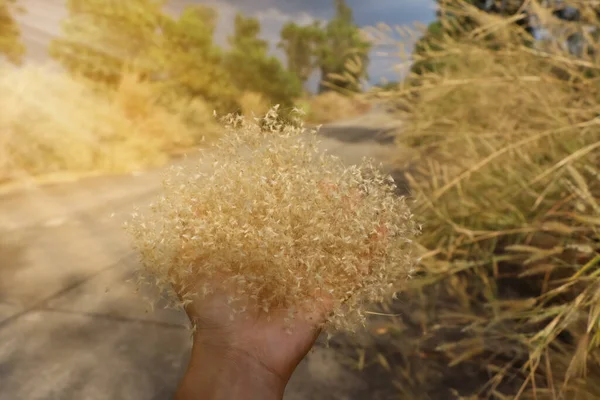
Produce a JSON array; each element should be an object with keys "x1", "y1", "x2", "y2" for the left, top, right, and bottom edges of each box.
[
  {"x1": 174, "y1": 279, "x2": 333, "y2": 400},
  {"x1": 173, "y1": 180, "x2": 382, "y2": 399}
]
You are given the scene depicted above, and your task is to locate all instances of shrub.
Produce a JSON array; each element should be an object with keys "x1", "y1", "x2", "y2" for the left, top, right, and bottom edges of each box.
[{"x1": 0, "y1": 66, "x2": 215, "y2": 182}]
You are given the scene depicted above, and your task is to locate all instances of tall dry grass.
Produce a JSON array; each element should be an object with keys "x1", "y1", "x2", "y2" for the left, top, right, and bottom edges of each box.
[
  {"x1": 0, "y1": 65, "x2": 219, "y2": 183},
  {"x1": 361, "y1": 1, "x2": 600, "y2": 399}
]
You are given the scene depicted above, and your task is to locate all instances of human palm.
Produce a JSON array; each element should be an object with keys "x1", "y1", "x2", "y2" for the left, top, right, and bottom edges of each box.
[{"x1": 181, "y1": 283, "x2": 331, "y2": 383}]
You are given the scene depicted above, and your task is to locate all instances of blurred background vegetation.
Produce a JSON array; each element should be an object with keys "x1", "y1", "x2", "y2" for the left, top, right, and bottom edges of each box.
[
  {"x1": 355, "y1": 1, "x2": 600, "y2": 399},
  {"x1": 0, "y1": 0, "x2": 372, "y2": 181},
  {"x1": 2, "y1": 0, "x2": 600, "y2": 399},
  {"x1": 40, "y1": 0, "x2": 369, "y2": 114}
]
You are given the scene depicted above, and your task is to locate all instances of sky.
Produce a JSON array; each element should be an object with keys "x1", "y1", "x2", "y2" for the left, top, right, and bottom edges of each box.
[{"x1": 16, "y1": 0, "x2": 437, "y2": 88}]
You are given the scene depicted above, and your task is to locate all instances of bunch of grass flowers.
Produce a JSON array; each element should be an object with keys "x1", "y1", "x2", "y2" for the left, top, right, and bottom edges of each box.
[{"x1": 126, "y1": 107, "x2": 420, "y2": 333}]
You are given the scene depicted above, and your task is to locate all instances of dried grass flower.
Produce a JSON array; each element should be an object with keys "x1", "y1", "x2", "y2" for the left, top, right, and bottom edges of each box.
[{"x1": 126, "y1": 107, "x2": 420, "y2": 332}]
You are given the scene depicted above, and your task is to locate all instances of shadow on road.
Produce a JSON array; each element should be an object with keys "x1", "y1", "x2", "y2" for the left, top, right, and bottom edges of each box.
[
  {"x1": 318, "y1": 125, "x2": 396, "y2": 145},
  {"x1": 0, "y1": 239, "x2": 27, "y2": 305},
  {"x1": 0, "y1": 306, "x2": 190, "y2": 399},
  {"x1": 0, "y1": 204, "x2": 193, "y2": 399}
]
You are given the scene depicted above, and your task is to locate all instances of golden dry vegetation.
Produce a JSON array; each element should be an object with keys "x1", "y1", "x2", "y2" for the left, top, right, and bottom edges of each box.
[
  {"x1": 126, "y1": 109, "x2": 420, "y2": 333},
  {"x1": 356, "y1": 1, "x2": 600, "y2": 398},
  {"x1": 0, "y1": 65, "x2": 220, "y2": 183}
]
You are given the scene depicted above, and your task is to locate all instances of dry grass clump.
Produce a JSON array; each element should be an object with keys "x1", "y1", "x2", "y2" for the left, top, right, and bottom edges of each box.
[
  {"x1": 238, "y1": 91, "x2": 270, "y2": 119},
  {"x1": 0, "y1": 65, "x2": 216, "y2": 183},
  {"x1": 303, "y1": 91, "x2": 372, "y2": 124},
  {"x1": 364, "y1": 1, "x2": 600, "y2": 399},
  {"x1": 126, "y1": 108, "x2": 420, "y2": 332}
]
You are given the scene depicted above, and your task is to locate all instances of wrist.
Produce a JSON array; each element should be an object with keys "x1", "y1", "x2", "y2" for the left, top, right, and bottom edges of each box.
[{"x1": 174, "y1": 335, "x2": 288, "y2": 400}]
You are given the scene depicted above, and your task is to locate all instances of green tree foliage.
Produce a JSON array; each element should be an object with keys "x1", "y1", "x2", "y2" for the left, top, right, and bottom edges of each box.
[
  {"x1": 224, "y1": 13, "x2": 302, "y2": 108},
  {"x1": 50, "y1": 0, "x2": 166, "y2": 84},
  {"x1": 315, "y1": 0, "x2": 371, "y2": 93},
  {"x1": 154, "y1": 5, "x2": 238, "y2": 113},
  {"x1": 0, "y1": 0, "x2": 25, "y2": 64},
  {"x1": 50, "y1": 1, "x2": 239, "y2": 112},
  {"x1": 277, "y1": 21, "x2": 323, "y2": 88},
  {"x1": 275, "y1": 1, "x2": 371, "y2": 95}
]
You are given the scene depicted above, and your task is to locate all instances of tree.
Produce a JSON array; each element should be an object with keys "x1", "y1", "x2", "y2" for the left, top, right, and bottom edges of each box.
[
  {"x1": 228, "y1": 13, "x2": 269, "y2": 53},
  {"x1": 50, "y1": 0, "x2": 167, "y2": 84},
  {"x1": 50, "y1": 1, "x2": 239, "y2": 112},
  {"x1": 315, "y1": 0, "x2": 371, "y2": 94},
  {"x1": 277, "y1": 21, "x2": 323, "y2": 89},
  {"x1": 0, "y1": 0, "x2": 25, "y2": 64},
  {"x1": 155, "y1": 5, "x2": 238, "y2": 112},
  {"x1": 224, "y1": 13, "x2": 302, "y2": 109}
]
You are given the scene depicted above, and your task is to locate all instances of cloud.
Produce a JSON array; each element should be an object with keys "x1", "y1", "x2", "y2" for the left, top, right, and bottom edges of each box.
[
  {"x1": 195, "y1": 0, "x2": 334, "y2": 18},
  {"x1": 254, "y1": 8, "x2": 315, "y2": 25},
  {"x1": 196, "y1": 0, "x2": 437, "y2": 26}
]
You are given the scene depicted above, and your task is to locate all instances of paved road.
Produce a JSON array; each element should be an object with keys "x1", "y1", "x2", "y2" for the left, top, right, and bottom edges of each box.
[{"x1": 0, "y1": 124, "x2": 406, "y2": 400}]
